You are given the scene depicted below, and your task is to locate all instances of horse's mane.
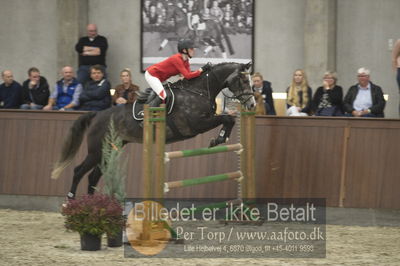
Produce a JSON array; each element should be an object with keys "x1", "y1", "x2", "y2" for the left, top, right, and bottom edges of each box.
[
  {"x1": 193, "y1": 62, "x2": 241, "y2": 81},
  {"x1": 211, "y1": 62, "x2": 239, "y2": 67},
  {"x1": 209, "y1": 62, "x2": 241, "y2": 69}
]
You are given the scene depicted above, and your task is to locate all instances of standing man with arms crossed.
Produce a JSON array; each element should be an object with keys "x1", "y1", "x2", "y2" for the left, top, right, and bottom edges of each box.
[{"x1": 75, "y1": 24, "x2": 108, "y2": 86}]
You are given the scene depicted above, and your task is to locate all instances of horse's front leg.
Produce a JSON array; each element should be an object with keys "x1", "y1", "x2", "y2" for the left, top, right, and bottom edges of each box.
[{"x1": 208, "y1": 114, "x2": 235, "y2": 147}]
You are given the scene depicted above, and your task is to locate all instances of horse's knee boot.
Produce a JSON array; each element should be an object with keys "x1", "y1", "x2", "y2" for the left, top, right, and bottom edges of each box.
[{"x1": 67, "y1": 192, "x2": 75, "y2": 200}]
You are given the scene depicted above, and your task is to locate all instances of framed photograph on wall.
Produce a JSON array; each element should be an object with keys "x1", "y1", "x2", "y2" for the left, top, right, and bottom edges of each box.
[{"x1": 141, "y1": 0, "x2": 254, "y2": 72}]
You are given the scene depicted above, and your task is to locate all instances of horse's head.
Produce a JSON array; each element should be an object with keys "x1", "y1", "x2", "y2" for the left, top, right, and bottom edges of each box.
[{"x1": 223, "y1": 62, "x2": 256, "y2": 111}]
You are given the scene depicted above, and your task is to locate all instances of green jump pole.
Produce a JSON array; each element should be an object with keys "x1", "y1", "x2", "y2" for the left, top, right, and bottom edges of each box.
[
  {"x1": 164, "y1": 171, "x2": 242, "y2": 193},
  {"x1": 165, "y1": 143, "x2": 243, "y2": 161}
]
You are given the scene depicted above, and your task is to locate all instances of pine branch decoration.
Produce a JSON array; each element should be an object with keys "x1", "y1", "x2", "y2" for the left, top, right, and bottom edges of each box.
[{"x1": 100, "y1": 118, "x2": 126, "y2": 203}]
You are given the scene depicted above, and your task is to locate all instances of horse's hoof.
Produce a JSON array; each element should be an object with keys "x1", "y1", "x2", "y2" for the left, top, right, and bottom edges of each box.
[
  {"x1": 67, "y1": 192, "x2": 75, "y2": 200},
  {"x1": 62, "y1": 194, "x2": 74, "y2": 208},
  {"x1": 209, "y1": 136, "x2": 226, "y2": 147},
  {"x1": 209, "y1": 138, "x2": 217, "y2": 148}
]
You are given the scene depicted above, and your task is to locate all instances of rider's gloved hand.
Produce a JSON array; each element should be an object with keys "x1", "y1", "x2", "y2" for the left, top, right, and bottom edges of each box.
[{"x1": 201, "y1": 62, "x2": 212, "y2": 72}]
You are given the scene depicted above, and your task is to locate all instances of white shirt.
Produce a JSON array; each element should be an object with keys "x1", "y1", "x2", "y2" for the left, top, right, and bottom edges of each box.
[{"x1": 353, "y1": 83, "x2": 372, "y2": 111}]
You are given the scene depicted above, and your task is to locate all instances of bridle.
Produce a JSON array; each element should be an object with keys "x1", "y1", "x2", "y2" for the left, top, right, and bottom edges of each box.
[
  {"x1": 219, "y1": 71, "x2": 254, "y2": 105},
  {"x1": 235, "y1": 92, "x2": 255, "y2": 105}
]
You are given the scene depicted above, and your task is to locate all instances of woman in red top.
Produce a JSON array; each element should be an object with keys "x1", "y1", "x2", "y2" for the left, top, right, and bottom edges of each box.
[{"x1": 145, "y1": 39, "x2": 210, "y2": 106}]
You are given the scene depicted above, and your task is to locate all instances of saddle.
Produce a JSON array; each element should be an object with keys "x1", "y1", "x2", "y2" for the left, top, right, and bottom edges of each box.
[{"x1": 132, "y1": 85, "x2": 175, "y2": 121}]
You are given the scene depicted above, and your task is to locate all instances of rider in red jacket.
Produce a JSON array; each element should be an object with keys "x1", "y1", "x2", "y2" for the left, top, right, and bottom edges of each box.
[{"x1": 145, "y1": 39, "x2": 211, "y2": 106}]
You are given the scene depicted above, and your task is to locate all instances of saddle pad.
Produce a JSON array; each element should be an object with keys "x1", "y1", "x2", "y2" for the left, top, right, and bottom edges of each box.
[{"x1": 132, "y1": 86, "x2": 175, "y2": 121}]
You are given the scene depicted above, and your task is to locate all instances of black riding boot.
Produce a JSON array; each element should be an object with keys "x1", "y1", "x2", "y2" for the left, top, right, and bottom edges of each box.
[{"x1": 149, "y1": 96, "x2": 163, "y2": 108}]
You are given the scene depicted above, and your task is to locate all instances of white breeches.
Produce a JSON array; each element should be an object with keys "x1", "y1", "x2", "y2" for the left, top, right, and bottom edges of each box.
[{"x1": 145, "y1": 70, "x2": 166, "y2": 100}]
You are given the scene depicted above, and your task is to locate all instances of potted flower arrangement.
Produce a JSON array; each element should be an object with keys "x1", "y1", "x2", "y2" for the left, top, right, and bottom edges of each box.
[
  {"x1": 99, "y1": 119, "x2": 127, "y2": 247},
  {"x1": 61, "y1": 193, "x2": 124, "y2": 251}
]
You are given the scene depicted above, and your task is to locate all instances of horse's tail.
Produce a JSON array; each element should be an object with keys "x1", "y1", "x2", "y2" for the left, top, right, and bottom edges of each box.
[{"x1": 51, "y1": 112, "x2": 97, "y2": 179}]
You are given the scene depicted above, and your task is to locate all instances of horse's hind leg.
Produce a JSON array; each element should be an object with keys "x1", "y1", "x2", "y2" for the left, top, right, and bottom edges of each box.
[
  {"x1": 68, "y1": 154, "x2": 99, "y2": 199},
  {"x1": 209, "y1": 115, "x2": 235, "y2": 147},
  {"x1": 85, "y1": 141, "x2": 129, "y2": 195},
  {"x1": 87, "y1": 166, "x2": 102, "y2": 194},
  {"x1": 195, "y1": 114, "x2": 235, "y2": 147}
]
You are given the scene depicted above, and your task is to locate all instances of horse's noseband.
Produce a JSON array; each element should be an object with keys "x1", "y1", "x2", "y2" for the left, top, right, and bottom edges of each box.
[{"x1": 236, "y1": 92, "x2": 254, "y2": 105}]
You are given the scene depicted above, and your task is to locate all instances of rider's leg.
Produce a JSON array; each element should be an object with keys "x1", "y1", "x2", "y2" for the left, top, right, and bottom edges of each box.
[{"x1": 144, "y1": 71, "x2": 166, "y2": 107}]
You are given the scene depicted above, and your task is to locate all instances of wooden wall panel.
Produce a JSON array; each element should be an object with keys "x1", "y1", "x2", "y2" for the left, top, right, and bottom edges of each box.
[
  {"x1": 255, "y1": 120, "x2": 344, "y2": 206},
  {"x1": 1, "y1": 110, "x2": 400, "y2": 209},
  {"x1": 344, "y1": 127, "x2": 400, "y2": 209}
]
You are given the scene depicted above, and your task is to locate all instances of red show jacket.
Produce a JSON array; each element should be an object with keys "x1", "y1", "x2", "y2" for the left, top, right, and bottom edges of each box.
[{"x1": 147, "y1": 53, "x2": 201, "y2": 82}]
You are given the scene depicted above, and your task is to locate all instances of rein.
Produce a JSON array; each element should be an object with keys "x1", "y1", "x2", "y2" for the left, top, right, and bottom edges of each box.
[
  {"x1": 178, "y1": 83, "x2": 208, "y2": 98},
  {"x1": 179, "y1": 70, "x2": 220, "y2": 101}
]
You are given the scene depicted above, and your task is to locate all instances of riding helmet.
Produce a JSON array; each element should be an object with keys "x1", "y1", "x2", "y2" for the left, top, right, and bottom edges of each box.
[{"x1": 177, "y1": 39, "x2": 195, "y2": 53}]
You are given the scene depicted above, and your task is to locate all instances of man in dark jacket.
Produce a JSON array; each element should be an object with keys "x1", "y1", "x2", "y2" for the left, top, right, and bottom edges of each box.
[
  {"x1": 251, "y1": 72, "x2": 276, "y2": 115},
  {"x1": 20, "y1": 67, "x2": 49, "y2": 109},
  {"x1": 343, "y1": 67, "x2": 386, "y2": 117},
  {"x1": 77, "y1": 65, "x2": 111, "y2": 111},
  {"x1": 0, "y1": 70, "x2": 22, "y2": 109},
  {"x1": 75, "y1": 24, "x2": 108, "y2": 85}
]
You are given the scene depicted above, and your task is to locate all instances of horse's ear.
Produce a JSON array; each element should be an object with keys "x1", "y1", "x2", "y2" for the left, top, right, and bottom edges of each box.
[{"x1": 244, "y1": 62, "x2": 252, "y2": 71}]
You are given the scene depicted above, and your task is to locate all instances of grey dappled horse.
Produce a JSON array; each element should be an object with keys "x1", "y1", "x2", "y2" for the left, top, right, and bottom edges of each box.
[{"x1": 51, "y1": 62, "x2": 255, "y2": 199}]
